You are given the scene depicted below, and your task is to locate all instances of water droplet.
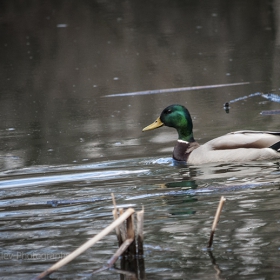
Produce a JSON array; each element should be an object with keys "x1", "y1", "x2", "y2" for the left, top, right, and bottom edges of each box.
[{"x1": 57, "y1": 24, "x2": 68, "y2": 28}]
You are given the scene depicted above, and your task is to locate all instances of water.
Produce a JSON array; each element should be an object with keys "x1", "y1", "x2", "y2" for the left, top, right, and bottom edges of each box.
[
  {"x1": 0, "y1": 160, "x2": 280, "y2": 279},
  {"x1": 1, "y1": 1, "x2": 280, "y2": 279}
]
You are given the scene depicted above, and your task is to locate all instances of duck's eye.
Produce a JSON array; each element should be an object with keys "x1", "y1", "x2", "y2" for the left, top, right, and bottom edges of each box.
[{"x1": 165, "y1": 109, "x2": 172, "y2": 114}]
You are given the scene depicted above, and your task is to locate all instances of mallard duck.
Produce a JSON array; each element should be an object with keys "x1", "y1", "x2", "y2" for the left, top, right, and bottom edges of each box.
[{"x1": 142, "y1": 104, "x2": 280, "y2": 164}]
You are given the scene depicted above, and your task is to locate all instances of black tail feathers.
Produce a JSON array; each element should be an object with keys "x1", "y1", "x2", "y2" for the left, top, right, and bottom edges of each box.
[{"x1": 270, "y1": 141, "x2": 280, "y2": 152}]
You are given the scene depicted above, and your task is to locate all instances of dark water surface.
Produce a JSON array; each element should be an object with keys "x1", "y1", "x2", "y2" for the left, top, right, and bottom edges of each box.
[{"x1": 1, "y1": 1, "x2": 280, "y2": 279}]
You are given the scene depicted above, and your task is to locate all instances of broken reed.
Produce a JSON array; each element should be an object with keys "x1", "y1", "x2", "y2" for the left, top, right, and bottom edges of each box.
[
  {"x1": 111, "y1": 193, "x2": 144, "y2": 258},
  {"x1": 208, "y1": 196, "x2": 226, "y2": 248},
  {"x1": 33, "y1": 208, "x2": 135, "y2": 279},
  {"x1": 33, "y1": 194, "x2": 144, "y2": 280},
  {"x1": 31, "y1": 192, "x2": 226, "y2": 279}
]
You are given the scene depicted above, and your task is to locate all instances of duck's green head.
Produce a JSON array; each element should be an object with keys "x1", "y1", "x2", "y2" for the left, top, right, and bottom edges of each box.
[{"x1": 142, "y1": 104, "x2": 194, "y2": 142}]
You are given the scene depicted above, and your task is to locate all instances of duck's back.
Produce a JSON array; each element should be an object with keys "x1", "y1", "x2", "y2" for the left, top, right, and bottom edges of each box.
[{"x1": 187, "y1": 130, "x2": 280, "y2": 164}]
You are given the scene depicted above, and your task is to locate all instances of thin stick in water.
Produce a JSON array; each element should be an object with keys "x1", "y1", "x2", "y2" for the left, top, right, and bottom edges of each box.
[
  {"x1": 92, "y1": 238, "x2": 134, "y2": 274},
  {"x1": 107, "y1": 238, "x2": 134, "y2": 267},
  {"x1": 111, "y1": 193, "x2": 117, "y2": 208},
  {"x1": 137, "y1": 207, "x2": 144, "y2": 256},
  {"x1": 111, "y1": 193, "x2": 122, "y2": 246},
  {"x1": 113, "y1": 208, "x2": 122, "y2": 247},
  {"x1": 208, "y1": 196, "x2": 226, "y2": 248},
  {"x1": 127, "y1": 213, "x2": 136, "y2": 256},
  {"x1": 119, "y1": 208, "x2": 127, "y2": 244}
]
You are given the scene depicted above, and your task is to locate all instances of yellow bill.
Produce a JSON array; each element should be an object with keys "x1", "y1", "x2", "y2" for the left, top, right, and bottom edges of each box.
[{"x1": 142, "y1": 117, "x2": 164, "y2": 131}]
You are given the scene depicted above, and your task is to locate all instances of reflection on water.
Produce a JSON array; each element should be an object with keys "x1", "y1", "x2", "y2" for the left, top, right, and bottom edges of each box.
[
  {"x1": 1, "y1": 1, "x2": 280, "y2": 279},
  {"x1": 1, "y1": 0, "x2": 280, "y2": 166},
  {"x1": 0, "y1": 158, "x2": 279, "y2": 279}
]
